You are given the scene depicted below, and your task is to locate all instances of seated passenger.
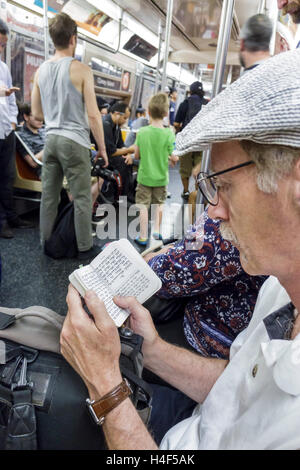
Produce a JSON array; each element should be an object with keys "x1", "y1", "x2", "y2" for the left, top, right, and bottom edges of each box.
[
  {"x1": 102, "y1": 102, "x2": 136, "y2": 200},
  {"x1": 60, "y1": 48, "x2": 300, "y2": 450},
  {"x1": 145, "y1": 209, "x2": 266, "y2": 358},
  {"x1": 15, "y1": 103, "x2": 44, "y2": 179},
  {"x1": 124, "y1": 107, "x2": 149, "y2": 148},
  {"x1": 17, "y1": 104, "x2": 103, "y2": 207}
]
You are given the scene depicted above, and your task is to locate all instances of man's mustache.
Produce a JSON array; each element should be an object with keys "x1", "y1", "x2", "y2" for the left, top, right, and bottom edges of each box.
[{"x1": 219, "y1": 223, "x2": 239, "y2": 246}]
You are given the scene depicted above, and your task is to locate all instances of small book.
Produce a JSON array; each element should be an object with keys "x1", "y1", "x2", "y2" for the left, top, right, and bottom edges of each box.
[{"x1": 69, "y1": 239, "x2": 162, "y2": 327}]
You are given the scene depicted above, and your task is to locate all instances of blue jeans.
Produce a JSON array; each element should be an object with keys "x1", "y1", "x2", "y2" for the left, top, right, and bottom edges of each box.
[{"x1": 148, "y1": 383, "x2": 197, "y2": 446}]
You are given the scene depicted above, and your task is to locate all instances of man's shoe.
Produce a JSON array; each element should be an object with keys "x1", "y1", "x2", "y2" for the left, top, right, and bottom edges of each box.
[
  {"x1": 0, "y1": 222, "x2": 13, "y2": 239},
  {"x1": 8, "y1": 217, "x2": 34, "y2": 229},
  {"x1": 77, "y1": 246, "x2": 102, "y2": 261}
]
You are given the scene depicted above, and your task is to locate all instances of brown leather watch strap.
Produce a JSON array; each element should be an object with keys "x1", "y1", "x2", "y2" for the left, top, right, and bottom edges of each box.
[{"x1": 88, "y1": 379, "x2": 132, "y2": 425}]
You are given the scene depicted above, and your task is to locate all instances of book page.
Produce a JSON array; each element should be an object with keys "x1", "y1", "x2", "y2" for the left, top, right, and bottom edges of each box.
[
  {"x1": 90, "y1": 239, "x2": 162, "y2": 303},
  {"x1": 69, "y1": 265, "x2": 129, "y2": 327}
]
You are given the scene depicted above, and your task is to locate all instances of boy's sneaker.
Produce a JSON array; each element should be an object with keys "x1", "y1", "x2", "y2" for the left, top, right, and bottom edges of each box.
[{"x1": 135, "y1": 236, "x2": 148, "y2": 246}]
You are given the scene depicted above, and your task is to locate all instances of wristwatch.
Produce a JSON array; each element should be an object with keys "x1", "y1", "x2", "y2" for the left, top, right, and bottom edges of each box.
[{"x1": 86, "y1": 378, "x2": 132, "y2": 425}]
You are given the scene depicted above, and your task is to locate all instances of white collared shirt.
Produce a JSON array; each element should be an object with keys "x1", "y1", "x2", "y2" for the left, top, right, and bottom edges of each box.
[
  {"x1": 0, "y1": 58, "x2": 18, "y2": 139},
  {"x1": 160, "y1": 276, "x2": 300, "y2": 450}
]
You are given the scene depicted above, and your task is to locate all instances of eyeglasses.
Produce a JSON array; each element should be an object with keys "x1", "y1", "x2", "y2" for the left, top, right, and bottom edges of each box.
[{"x1": 196, "y1": 160, "x2": 254, "y2": 206}]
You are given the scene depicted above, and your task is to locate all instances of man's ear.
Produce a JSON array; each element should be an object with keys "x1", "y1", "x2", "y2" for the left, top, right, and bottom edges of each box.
[
  {"x1": 70, "y1": 34, "x2": 76, "y2": 48},
  {"x1": 240, "y1": 39, "x2": 245, "y2": 52}
]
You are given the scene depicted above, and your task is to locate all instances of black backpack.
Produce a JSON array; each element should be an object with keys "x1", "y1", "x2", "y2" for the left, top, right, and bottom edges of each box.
[
  {"x1": 0, "y1": 306, "x2": 152, "y2": 450},
  {"x1": 183, "y1": 95, "x2": 207, "y2": 129},
  {"x1": 44, "y1": 201, "x2": 78, "y2": 259}
]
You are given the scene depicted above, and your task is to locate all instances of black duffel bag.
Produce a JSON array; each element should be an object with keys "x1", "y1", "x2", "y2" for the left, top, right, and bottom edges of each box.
[{"x1": 0, "y1": 306, "x2": 152, "y2": 450}]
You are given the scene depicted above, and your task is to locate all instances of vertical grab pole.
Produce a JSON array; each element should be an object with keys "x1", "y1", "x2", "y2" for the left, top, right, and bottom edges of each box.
[
  {"x1": 155, "y1": 19, "x2": 162, "y2": 94},
  {"x1": 269, "y1": 2, "x2": 279, "y2": 56},
  {"x1": 44, "y1": 0, "x2": 49, "y2": 61},
  {"x1": 258, "y1": 0, "x2": 266, "y2": 13},
  {"x1": 195, "y1": 0, "x2": 235, "y2": 219},
  {"x1": 161, "y1": 0, "x2": 174, "y2": 92}
]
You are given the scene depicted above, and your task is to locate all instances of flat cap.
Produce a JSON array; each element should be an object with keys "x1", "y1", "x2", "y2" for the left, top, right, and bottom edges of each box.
[{"x1": 175, "y1": 49, "x2": 300, "y2": 155}]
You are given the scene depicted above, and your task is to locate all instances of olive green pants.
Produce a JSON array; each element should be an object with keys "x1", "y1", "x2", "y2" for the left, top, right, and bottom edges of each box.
[{"x1": 40, "y1": 135, "x2": 92, "y2": 252}]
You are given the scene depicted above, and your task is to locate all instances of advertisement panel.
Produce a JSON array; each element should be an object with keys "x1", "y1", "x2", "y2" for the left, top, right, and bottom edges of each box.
[
  {"x1": 23, "y1": 50, "x2": 44, "y2": 102},
  {"x1": 62, "y1": 0, "x2": 111, "y2": 36}
]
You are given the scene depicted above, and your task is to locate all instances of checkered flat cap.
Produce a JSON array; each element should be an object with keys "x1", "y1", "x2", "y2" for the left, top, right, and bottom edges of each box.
[{"x1": 175, "y1": 49, "x2": 300, "y2": 155}]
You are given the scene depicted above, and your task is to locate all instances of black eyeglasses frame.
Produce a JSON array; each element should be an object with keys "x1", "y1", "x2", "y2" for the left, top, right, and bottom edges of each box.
[{"x1": 197, "y1": 160, "x2": 255, "y2": 206}]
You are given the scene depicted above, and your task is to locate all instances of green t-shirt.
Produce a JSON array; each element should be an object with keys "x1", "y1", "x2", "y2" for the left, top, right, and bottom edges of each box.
[{"x1": 135, "y1": 125, "x2": 175, "y2": 187}]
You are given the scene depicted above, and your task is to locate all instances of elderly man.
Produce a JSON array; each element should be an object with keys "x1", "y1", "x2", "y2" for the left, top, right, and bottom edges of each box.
[{"x1": 60, "y1": 49, "x2": 300, "y2": 450}]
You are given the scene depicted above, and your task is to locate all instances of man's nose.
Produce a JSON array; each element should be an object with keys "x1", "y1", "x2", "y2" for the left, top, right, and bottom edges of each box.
[{"x1": 207, "y1": 197, "x2": 229, "y2": 222}]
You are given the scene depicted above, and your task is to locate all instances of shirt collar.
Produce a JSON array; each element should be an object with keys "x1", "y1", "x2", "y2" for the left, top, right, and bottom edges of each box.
[{"x1": 23, "y1": 122, "x2": 41, "y2": 137}]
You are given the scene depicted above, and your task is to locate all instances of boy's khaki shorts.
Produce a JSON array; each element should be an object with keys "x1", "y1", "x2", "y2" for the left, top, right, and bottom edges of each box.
[
  {"x1": 135, "y1": 183, "x2": 167, "y2": 209},
  {"x1": 180, "y1": 151, "x2": 202, "y2": 179}
]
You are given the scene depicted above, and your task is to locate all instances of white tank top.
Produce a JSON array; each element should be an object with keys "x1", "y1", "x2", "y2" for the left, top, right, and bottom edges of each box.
[{"x1": 38, "y1": 57, "x2": 90, "y2": 148}]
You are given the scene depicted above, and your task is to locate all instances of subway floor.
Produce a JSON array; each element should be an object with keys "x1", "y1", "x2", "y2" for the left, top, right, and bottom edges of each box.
[{"x1": 0, "y1": 165, "x2": 196, "y2": 316}]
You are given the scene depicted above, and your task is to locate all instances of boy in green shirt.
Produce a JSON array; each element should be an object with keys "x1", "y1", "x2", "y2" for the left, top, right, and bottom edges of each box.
[{"x1": 134, "y1": 93, "x2": 178, "y2": 245}]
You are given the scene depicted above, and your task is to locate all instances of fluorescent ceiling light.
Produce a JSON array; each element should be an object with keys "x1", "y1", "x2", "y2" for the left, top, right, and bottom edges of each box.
[{"x1": 87, "y1": 0, "x2": 158, "y2": 47}]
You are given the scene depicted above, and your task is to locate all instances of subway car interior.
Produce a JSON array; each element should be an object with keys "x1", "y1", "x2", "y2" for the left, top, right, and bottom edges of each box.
[
  {"x1": 0, "y1": 0, "x2": 300, "y2": 451},
  {"x1": 1, "y1": 0, "x2": 287, "y2": 310}
]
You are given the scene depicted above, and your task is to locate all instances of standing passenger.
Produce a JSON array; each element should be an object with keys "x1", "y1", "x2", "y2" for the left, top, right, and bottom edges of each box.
[
  {"x1": 0, "y1": 19, "x2": 32, "y2": 239},
  {"x1": 31, "y1": 12, "x2": 108, "y2": 260},
  {"x1": 239, "y1": 14, "x2": 273, "y2": 71},
  {"x1": 173, "y1": 81, "x2": 208, "y2": 200},
  {"x1": 134, "y1": 93, "x2": 178, "y2": 245},
  {"x1": 168, "y1": 87, "x2": 177, "y2": 128}
]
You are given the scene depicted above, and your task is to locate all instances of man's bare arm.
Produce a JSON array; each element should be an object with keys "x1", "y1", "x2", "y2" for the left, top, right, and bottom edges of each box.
[
  {"x1": 24, "y1": 149, "x2": 43, "y2": 168},
  {"x1": 111, "y1": 145, "x2": 135, "y2": 157},
  {"x1": 31, "y1": 70, "x2": 44, "y2": 122},
  {"x1": 80, "y1": 64, "x2": 108, "y2": 166}
]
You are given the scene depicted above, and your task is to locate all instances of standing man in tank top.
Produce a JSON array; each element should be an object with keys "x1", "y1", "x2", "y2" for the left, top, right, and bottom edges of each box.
[{"x1": 31, "y1": 12, "x2": 108, "y2": 260}]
